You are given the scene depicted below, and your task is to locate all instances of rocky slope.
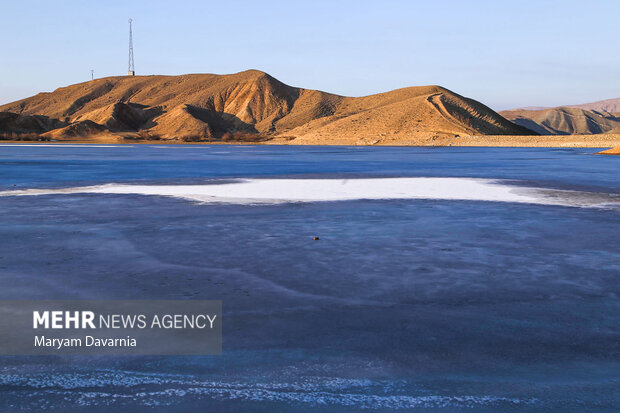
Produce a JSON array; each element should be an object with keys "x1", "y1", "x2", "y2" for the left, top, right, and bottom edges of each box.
[{"x1": 0, "y1": 70, "x2": 533, "y2": 141}]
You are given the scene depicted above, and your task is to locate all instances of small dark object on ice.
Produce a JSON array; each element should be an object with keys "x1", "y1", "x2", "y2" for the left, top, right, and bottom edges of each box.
[{"x1": 313, "y1": 237, "x2": 320, "y2": 240}]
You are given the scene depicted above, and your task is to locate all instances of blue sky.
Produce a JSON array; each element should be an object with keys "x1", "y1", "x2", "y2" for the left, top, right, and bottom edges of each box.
[{"x1": 1, "y1": 0, "x2": 618, "y2": 110}]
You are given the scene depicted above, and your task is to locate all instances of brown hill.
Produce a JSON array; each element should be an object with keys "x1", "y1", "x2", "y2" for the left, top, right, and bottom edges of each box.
[
  {"x1": 500, "y1": 107, "x2": 620, "y2": 135},
  {"x1": 0, "y1": 70, "x2": 533, "y2": 142}
]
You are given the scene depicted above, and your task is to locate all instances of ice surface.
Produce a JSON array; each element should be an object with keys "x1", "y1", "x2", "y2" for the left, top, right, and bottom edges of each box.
[{"x1": 1, "y1": 177, "x2": 618, "y2": 208}]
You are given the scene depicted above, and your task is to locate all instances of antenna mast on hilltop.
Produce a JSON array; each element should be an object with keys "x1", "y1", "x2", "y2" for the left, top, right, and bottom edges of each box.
[{"x1": 127, "y1": 18, "x2": 135, "y2": 76}]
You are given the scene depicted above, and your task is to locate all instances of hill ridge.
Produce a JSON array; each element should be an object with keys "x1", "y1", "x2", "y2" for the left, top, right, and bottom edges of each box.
[{"x1": 0, "y1": 70, "x2": 533, "y2": 142}]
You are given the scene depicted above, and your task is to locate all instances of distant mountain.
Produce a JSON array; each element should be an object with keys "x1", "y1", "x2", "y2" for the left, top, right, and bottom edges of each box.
[
  {"x1": 500, "y1": 107, "x2": 620, "y2": 135},
  {"x1": 567, "y1": 97, "x2": 620, "y2": 113},
  {"x1": 0, "y1": 70, "x2": 533, "y2": 141},
  {"x1": 519, "y1": 106, "x2": 550, "y2": 111}
]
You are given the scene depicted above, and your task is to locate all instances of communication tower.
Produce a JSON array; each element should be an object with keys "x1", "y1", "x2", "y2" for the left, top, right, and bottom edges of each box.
[{"x1": 128, "y1": 18, "x2": 135, "y2": 76}]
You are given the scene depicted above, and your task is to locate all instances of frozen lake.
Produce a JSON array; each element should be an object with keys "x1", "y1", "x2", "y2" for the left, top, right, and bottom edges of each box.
[{"x1": 0, "y1": 145, "x2": 618, "y2": 412}]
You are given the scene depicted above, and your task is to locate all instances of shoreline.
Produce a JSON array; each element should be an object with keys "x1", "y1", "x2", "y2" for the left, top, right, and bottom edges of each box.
[{"x1": 1, "y1": 134, "x2": 620, "y2": 150}]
